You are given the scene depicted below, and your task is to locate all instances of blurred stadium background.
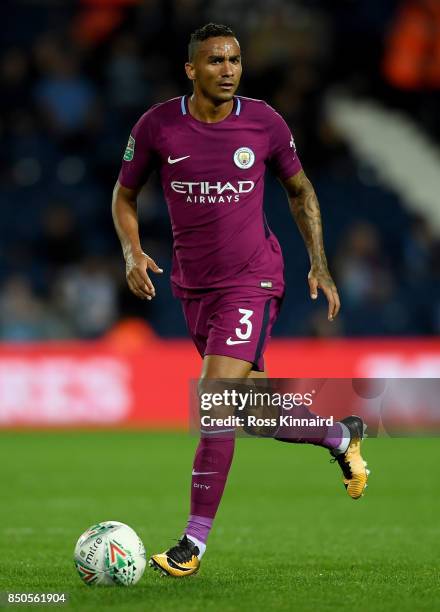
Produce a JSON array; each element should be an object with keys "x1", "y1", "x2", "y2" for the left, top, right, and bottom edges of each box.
[{"x1": 1, "y1": 0, "x2": 440, "y2": 427}]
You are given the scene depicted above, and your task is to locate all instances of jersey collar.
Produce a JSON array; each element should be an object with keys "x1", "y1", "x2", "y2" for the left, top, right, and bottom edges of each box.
[{"x1": 180, "y1": 95, "x2": 241, "y2": 119}]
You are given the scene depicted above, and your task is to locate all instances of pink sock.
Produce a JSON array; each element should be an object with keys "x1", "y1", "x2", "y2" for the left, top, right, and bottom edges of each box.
[
  {"x1": 275, "y1": 404, "x2": 343, "y2": 449},
  {"x1": 186, "y1": 515, "x2": 212, "y2": 545},
  {"x1": 185, "y1": 435, "x2": 235, "y2": 546}
]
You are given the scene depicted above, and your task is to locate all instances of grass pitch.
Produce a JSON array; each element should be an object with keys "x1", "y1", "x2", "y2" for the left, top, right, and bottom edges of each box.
[{"x1": 0, "y1": 432, "x2": 439, "y2": 611}]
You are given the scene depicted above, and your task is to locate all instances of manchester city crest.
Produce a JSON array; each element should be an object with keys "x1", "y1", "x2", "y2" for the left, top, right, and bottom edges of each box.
[{"x1": 233, "y1": 147, "x2": 255, "y2": 169}]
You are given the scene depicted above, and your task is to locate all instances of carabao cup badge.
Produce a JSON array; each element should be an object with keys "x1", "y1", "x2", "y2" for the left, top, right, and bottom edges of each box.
[{"x1": 233, "y1": 147, "x2": 255, "y2": 169}]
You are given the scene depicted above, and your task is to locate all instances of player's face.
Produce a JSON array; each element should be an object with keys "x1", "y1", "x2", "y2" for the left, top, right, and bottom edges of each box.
[{"x1": 186, "y1": 37, "x2": 242, "y2": 103}]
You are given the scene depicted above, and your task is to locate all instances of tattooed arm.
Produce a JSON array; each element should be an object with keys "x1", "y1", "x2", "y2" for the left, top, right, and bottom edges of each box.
[{"x1": 281, "y1": 170, "x2": 340, "y2": 321}]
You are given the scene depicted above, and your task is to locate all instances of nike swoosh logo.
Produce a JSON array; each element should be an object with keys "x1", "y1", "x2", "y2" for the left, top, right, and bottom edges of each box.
[
  {"x1": 192, "y1": 470, "x2": 218, "y2": 476},
  {"x1": 168, "y1": 155, "x2": 190, "y2": 164},
  {"x1": 226, "y1": 338, "x2": 251, "y2": 346},
  {"x1": 166, "y1": 557, "x2": 193, "y2": 571}
]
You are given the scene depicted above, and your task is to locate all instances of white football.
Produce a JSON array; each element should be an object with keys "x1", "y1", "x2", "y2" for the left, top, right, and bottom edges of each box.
[{"x1": 74, "y1": 521, "x2": 146, "y2": 586}]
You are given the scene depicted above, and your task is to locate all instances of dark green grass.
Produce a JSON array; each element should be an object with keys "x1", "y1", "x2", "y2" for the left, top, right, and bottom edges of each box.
[{"x1": 0, "y1": 432, "x2": 439, "y2": 611}]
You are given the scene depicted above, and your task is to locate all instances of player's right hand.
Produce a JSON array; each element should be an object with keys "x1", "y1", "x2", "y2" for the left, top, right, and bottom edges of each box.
[{"x1": 126, "y1": 252, "x2": 163, "y2": 300}]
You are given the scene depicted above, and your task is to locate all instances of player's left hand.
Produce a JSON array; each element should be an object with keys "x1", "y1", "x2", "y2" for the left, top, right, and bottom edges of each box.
[{"x1": 308, "y1": 267, "x2": 340, "y2": 321}]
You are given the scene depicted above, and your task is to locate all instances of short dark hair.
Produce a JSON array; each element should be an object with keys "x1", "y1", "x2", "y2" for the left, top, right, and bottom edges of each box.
[{"x1": 188, "y1": 23, "x2": 236, "y2": 61}]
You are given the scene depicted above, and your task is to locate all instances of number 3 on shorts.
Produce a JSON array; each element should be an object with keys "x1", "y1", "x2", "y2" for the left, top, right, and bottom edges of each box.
[{"x1": 235, "y1": 308, "x2": 254, "y2": 340}]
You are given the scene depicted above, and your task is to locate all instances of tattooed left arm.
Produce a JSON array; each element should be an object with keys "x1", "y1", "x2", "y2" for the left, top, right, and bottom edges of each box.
[{"x1": 281, "y1": 170, "x2": 341, "y2": 321}]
